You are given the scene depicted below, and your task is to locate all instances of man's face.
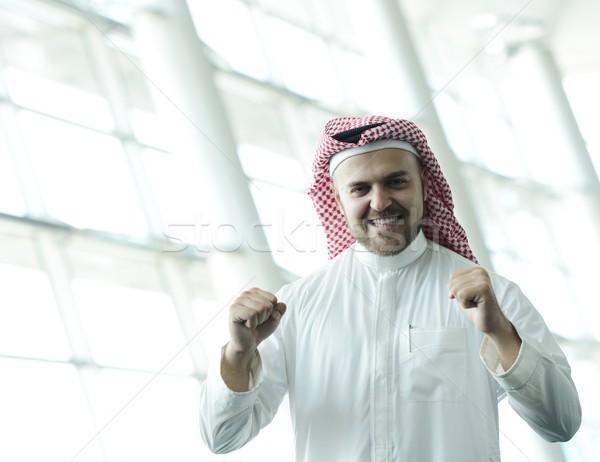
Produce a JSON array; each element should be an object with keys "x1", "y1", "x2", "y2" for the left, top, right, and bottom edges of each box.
[{"x1": 332, "y1": 148, "x2": 426, "y2": 256}]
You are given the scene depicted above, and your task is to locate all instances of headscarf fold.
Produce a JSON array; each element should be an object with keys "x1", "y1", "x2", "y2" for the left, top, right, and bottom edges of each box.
[{"x1": 308, "y1": 115, "x2": 477, "y2": 263}]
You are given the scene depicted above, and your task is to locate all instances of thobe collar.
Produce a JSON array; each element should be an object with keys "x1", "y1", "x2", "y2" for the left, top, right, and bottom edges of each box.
[{"x1": 352, "y1": 230, "x2": 428, "y2": 272}]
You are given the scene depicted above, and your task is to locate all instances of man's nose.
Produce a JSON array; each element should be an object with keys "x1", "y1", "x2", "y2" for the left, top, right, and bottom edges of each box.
[{"x1": 370, "y1": 187, "x2": 392, "y2": 211}]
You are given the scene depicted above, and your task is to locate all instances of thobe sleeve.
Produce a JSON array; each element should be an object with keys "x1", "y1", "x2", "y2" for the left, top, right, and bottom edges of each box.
[
  {"x1": 480, "y1": 279, "x2": 582, "y2": 442},
  {"x1": 199, "y1": 290, "x2": 292, "y2": 454}
]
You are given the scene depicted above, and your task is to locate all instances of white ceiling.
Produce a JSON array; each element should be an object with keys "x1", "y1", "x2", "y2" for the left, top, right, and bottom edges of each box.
[
  {"x1": 401, "y1": 0, "x2": 600, "y2": 74},
  {"x1": 3, "y1": 0, "x2": 598, "y2": 82}
]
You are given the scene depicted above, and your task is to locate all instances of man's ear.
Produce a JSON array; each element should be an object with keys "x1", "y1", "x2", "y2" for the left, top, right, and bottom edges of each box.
[{"x1": 329, "y1": 181, "x2": 344, "y2": 214}]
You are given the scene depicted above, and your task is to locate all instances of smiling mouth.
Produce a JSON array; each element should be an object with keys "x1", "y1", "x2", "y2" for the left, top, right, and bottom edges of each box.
[{"x1": 366, "y1": 215, "x2": 404, "y2": 227}]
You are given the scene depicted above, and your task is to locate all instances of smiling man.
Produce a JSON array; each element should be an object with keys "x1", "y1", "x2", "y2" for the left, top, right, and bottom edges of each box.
[
  {"x1": 200, "y1": 116, "x2": 581, "y2": 461},
  {"x1": 330, "y1": 143, "x2": 426, "y2": 256}
]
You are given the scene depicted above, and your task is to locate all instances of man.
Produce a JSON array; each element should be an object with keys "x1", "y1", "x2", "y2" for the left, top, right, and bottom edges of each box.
[{"x1": 200, "y1": 116, "x2": 581, "y2": 461}]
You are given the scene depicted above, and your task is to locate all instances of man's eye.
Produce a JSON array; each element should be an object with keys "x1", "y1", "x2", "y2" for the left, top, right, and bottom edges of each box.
[{"x1": 350, "y1": 186, "x2": 367, "y2": 194}]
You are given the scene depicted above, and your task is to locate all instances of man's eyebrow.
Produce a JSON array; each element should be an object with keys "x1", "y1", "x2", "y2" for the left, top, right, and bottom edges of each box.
[
  {"x1": 346, "y1": 170, "x2": 410, "y2": 188},
  {"x1": 383, "y1": 170, "x2": 410, "y2": 180},
  {"x1": 346, "y1": 179, "x2": 368, "y2": 188}
]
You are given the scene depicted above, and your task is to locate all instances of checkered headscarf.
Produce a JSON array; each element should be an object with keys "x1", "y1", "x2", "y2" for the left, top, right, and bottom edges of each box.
[{"x1": 308, "y1": 115, "x2": 477, "y2": 263}]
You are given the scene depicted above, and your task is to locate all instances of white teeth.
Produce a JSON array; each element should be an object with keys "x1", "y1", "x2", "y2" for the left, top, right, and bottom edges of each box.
[{"x1": 370, "y1": 216, "x2": 401, "y2": 227}]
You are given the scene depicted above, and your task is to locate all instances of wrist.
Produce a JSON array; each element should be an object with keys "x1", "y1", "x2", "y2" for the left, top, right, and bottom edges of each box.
[
  {"x1": 220, "y1": 343, "x2": 257, "y2": 393},
  {"x1": 485, "y1": 318, "x2": 522, "y2": 371},
  {"x1": 487, "y1": 316, "x2": 519, "y2": 344},
  {"x1": 223, "y1": 342, "x2": 256, "y2": 369}
]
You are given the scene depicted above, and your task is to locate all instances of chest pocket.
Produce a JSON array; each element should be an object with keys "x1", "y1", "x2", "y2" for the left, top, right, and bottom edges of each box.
[{"x1": 399, "y1": 327, "x2": 467, "y2": 403}]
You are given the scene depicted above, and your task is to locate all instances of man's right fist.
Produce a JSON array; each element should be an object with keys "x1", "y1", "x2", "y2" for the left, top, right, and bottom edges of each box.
[{"x1": 227, "y1": 288, "x2": 287, "y2": 355}]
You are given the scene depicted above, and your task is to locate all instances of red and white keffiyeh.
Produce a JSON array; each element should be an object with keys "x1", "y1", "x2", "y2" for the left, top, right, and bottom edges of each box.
[{"x1": 308, "y1": 115, "x2": 477, "y2": 263}]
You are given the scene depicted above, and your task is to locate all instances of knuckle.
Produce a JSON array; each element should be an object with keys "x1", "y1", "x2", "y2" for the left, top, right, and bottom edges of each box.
[
  {"x1": 474, "y1": 267, "x2": 488, "y2": 278},
  {"x1": 228, "y1": 305, "x2": 242, "y2": 317},
  {"x1": 239, "y1": 290, "x2": 251, "y2": 299}
]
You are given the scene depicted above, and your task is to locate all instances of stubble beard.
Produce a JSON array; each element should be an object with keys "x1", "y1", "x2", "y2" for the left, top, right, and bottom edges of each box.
[
  {"x1": 354, "y1": 225, "x2": 415, "y2": 256},
  {"x1": 350, "y1": 208, "x2": 422, "y2": 256}
]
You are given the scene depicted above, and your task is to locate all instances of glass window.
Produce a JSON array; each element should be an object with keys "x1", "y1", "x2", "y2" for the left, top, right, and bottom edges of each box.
[
  {"x1": 562, "y1": 358, "x2": 600, "y2": 461},
  {"x1": 0, "y1": 229, "x2": 39, "y2": 267},
  {"x1": 238, "y1": 143, "x2": 308, "y2": 190},
  {"x1": 563, "y1": 72, "x2": 600, "y2": 174},
  {"x1": 4, "y1": 68, "x2": 113, "y2": 132},
  {"x1": 237, "y1": 144, "x2": 326, "y2": 274},
  {"x1": 187, "y1": 0, "x2": 270, "y2": 80},
  {"x1": 142, "y1": 148, "x2": 206, "y2": 233},
  {"x1": 220, "y1": 85, "x2": 292, "y2": 155},
  {"x1": 96, "y1": 369, "x2": 203, "y2": 462},
  {"x1": 335, "y1": 49, "x2": 384, "y2": 112},
  {"x1": 249, "y1": 180, "x2": 327, "y2": 275},
  {"x1": 462, "y1": 108, "x2": 526, "y2": 178},
  {"x1": 109, "y1": 41, "x2": 156, "y2": 114},
  {"x1": 130, "y1": 109, "x2": 172, "y2": 151},
  {"x1": 434, "y1": 94, "x2": 476, "y2": 162},
  {"x1": 257, "y1": 0, "x2": 312, "y2": 26},
  {"x1": 0, "y1": 129, "x2": 26, "y2": 215},
  {"x1": 544, "y1": 191, "x2": 600, "y2": 340},
  {"x1": 108, "y1": 42, "x2": 172, "y2": 150},
  {"x1": 185, "y1": 260, "x2": 219, "y2": 300},
  {"x1": 445, "y1": 76, "x2": 529, "y2": 177},
  {"x1": 490, "y1": 252, "x2": 521, "y2": 285},
  {"x1": 192, "y1": 298, "x2": 228, "y2": 360},
  {"x1": 517, "y1": 262, "x2": 584, "y2": 339},
  {"x1": 0, "y1": 263, "x2": 71, "y2": 360},
  {"x1": 0, "y1": 358, "x2": 103, "y2": 462},
  {"x1": 504, "y1": 67, "x2": 583, "y2": 187},
  {"x1": 73, "y1": 278, "x2": 193, "y2": 374},
  {"x1": 462, "y1": 171, "x2": 513, "y2": 252},
  {"x1": 0, "y1": 14, "x2": 93, "y2": 91},
  {"x1": 0, "y1": 15, "x2": 113, "y2": 131},
  {"x1": 311, "y1": 0, "x2": 365, "y2": 48},
  {"x1": 18, "y1": 110, "x2": 148, "y2": 237},
  {"x1": 292, "y1": 104, "x2": 338, "y2": 163},
  {"x1": 66, "y1": 238, "x2": 164, "y2": 291},
  {"x1": 189, "y1": 298, "x2": 297, "y2": 462},
  {"x1": 505, "y1": 211, "x2": 556, "y2": 264},
  {"x1": 265, "y1": 17, "x2": 343, "y2": 104}
]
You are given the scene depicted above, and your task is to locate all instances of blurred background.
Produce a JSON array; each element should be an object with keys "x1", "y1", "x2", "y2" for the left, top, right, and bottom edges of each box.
[{"x1": 0, "y1": 0, "x2": 598, "y2": 460}]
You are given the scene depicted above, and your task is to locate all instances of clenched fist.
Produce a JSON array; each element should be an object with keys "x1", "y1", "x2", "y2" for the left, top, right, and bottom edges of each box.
[
  {"x1": 448, "y1": 267, "x2": 521, "y2": 370},
  {"x1": 228, "y1": 287, "x2": 287, "y2": 355},
  {"x1": 222, "y1": 288, "x2": 286, "y2": 392},
  {"x1": 447, "y1": 267, "x2": 503, "y2": 334}
]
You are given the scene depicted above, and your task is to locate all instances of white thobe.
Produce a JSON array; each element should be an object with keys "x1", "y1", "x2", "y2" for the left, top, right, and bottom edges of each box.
[{"x1": 200, "y1": 232, "x2": 581, "y2": 461}]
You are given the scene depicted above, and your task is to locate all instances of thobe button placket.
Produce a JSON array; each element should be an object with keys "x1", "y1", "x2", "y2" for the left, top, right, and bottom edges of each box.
[{"x1": 371, "y1": 272, "x2": 396, "y2": 461}]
